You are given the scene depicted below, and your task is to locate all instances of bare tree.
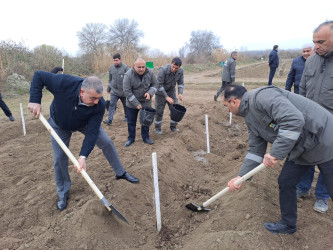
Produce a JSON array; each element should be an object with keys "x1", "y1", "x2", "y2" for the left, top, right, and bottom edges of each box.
[
  {"x1": 107, "y1": 18, "x2": 144, "y2": 52},
  {"x1": 188, "y1": 30, "x2": 221, "y2": 56},
  {"x1": 77, "y1": 23, "x2": 108, "y2": 54}
]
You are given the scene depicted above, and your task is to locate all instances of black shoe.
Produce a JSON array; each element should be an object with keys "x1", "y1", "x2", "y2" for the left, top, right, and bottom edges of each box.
[
  {"x1": 143, "y1": 138, "x2": 154, "y2": 145},
  {"x1": 214, "y1": 95, "x2": 218, "y2": 102},
  {"x1": 264, "y1": 221, "x2": 297, "y2": 234},
  {"x1": 125, "y1": 140, "x2": 134, "y2": 147},
  {"x1": 103, "y1": 119, "x2": 112, "y2": 126},
  {"x1": 56, "y1": 196, "x2": 69, "y2": 211},
  {"x1": 9, "y1": 116, "x2": 15, "y2": 121},
  {"x1": 116, "y1": 172, "x2": 139, "y2": 183},
  {"x1": 170, "y1": 127, "x2": 179, "y2": 132}
]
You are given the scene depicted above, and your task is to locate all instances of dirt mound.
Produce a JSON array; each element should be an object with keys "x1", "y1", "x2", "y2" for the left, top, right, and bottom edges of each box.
[{"x1": 0, "y1": 66, "x2": 332, "y2": 249}]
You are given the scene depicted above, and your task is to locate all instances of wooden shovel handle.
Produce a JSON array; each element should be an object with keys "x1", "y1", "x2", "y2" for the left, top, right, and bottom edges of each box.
[
  {"x1": 39, "y1": 113, "x2": 105, "y2": 202},
  {"x1": 202, "y1": 163, "x2": 266, "y2": 208}
]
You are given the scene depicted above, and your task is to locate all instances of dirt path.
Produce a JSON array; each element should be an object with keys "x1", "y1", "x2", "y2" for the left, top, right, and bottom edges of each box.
[{"x1": 0, "y1": 65, "x2": 332, "y2": 249}]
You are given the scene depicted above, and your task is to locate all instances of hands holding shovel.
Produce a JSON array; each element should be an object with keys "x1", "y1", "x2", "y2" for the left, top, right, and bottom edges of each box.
[{"x1": 228, "y1": 153, "x2": 278, "y2": 192}]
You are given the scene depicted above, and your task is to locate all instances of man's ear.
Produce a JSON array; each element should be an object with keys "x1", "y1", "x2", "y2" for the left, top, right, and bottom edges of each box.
[{"x1": 80, "y1": 89, "x2": 85, "y2": 97}]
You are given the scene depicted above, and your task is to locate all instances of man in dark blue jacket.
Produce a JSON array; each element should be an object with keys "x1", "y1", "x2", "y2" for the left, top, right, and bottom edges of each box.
[
  {"x1": 285, "y1": 44, "x2": 313, "y2": 93},
  {"x1": 28, "y1": 71, "x2": 139, "y2": 211},
  {"x1": 268, "y1": 45, "x2": 279, "y2": 85}
]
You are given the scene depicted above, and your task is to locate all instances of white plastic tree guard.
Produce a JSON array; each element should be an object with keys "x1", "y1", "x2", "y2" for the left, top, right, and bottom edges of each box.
[{"x1": 152, "y1": 152, "x2": 162, "y2": 232}]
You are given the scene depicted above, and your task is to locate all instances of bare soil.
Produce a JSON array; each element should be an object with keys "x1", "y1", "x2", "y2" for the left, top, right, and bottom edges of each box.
[{"x1": 1, "y1": 62, "x2": 332, "y2": 250}]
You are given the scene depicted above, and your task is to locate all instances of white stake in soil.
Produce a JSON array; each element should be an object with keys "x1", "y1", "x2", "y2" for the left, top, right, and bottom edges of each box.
[
  {"x1": 242, "y1": 82, "x2": 244, "y2": 86},
  {"x1": 205, "y1": 114, "x2": 210, "y2": 153},
  {"x1": 152, "y1": 152, "x2": 162, "y2": 232},
  {"x1": 229, "y1": 112, "x2": 232, "y2": 125},
  {"x1": 20, "y1": 103, "x2": 26, "y2": 136}
]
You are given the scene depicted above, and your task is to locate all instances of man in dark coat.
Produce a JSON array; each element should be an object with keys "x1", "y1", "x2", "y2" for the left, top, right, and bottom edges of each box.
[{"x1": 268, "y1": 45, "x2": 279, "y2": 85}]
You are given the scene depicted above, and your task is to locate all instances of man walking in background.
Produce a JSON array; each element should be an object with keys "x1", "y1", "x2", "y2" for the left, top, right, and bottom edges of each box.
[
  {"x1": 285, "y1": 44, "x2": 313, "y2": 94},
  {"x1": 123, "y1": 58, "x2": 158, "y2": 147},
  {"x1": 298, "y1": 20, "x2": 333, "y2": 213},
  {"x1": 103, "y1": 53, "x2": 130, "y2": 126},
  {"x1": 268, "y1": 45, "x2": 279, "y2": 85},
  {"x1": 155, "y1": 57, "x2": 184, "y2": 134},
  {"x1": 214, "y1": 51, "x2": 238, "y2": 101},
  {"x1": 0, "y1": 91, "x2": 15, "y2": 121}
]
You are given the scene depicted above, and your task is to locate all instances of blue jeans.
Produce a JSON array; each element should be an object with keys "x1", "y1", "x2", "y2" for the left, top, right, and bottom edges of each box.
[
  {"x1": 108, "y1": 93, "x2": 127, "y2": 121},
  {"x1": 278, "y1": 159, "x2": 333, "y2": 227},
  {"x1": 49, "y1": 117, "x2": 125, "y2": 200},
  {"x1": 127, "y1": 107, "x2": 149, "y2": 141},
  {"x1": 268, "y1": 67, "x2": 277, "y2": 85},
  {"x1": 296, "y1": 166, "x2": 330, "y2": 201}
]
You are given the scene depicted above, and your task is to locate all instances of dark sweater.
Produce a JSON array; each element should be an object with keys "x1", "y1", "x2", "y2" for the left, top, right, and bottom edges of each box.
[{"x1": 29, "y1": 71, "x2": 105, "y2": 157}]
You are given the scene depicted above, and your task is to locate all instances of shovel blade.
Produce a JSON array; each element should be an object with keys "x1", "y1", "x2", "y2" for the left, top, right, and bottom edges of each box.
[
  {"x1": 186, "y1": 203, "x2": 211, "y2": 212},
  {"x1": 108, "y1": 204, "x2": 128, "y2": 224},
  {"x1": 101, "y1": 197, "x2": 128, "y2": 223}
]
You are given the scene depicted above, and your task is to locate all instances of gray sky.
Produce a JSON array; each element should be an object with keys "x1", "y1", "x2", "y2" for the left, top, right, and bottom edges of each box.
[{"x1": 1, "y1": 0, "x2": 332, "y2": 56}]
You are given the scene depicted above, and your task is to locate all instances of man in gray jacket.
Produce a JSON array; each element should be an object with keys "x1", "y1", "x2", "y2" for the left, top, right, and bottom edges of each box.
[
  {"x1": 224, "y1": 84, "x2": 333, "y2": 234},
  {"x1": 123, "y1": 58, "x2": 158, "y2": 147},
  {"x1": 297, "y1": 21, "x2": 333, "y2": 213},
  {"x1": 103, "y1": 53, "x2": 130, "y2": 125},
  {"x1": 155, "y1": 57, "x2": 184, "y2": 134},
  {"x1": 214, "y1": 51, "x2": 238, "y2": 101}
]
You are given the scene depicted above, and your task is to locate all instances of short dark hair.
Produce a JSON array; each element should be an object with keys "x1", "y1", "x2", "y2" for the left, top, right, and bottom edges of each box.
[
  {"x1": 231, "y1": 51, "x2": 238, "y2": 56},
  {"x1": 273, "y1": 45, "x2": 279, "y2": 50},
  {"x1": 113, "y1": 53, "x2": 121, "y2": 60},
  {"x1": 314, "y1": 20, "x2": 333, "y2": 33},
  {"x1": 224, "y1": 84, "x2": 247, "y2": 100},
  {"x1": 171, "y1": 57, "x2": 182, "y2": 66}
]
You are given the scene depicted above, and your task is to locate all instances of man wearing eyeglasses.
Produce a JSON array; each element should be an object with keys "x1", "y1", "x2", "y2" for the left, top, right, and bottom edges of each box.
[
  {"x1": 123, "y1": 58, "x2": 158, "y2": 147},
  {"x1": 28, "y1": 71, "x2": 139, "y2": 211},
  {"x1": 223, "y1": 84, "x2": 333, "y2": 235}
]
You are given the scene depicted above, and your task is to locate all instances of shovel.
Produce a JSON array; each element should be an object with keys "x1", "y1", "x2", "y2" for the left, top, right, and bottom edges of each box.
[
  {"x1": 186, "y1": 163, "x2": 266, "y2": 212},
  {"x1": 39, "y1": 113, "x2": 128, "y2": 223}
]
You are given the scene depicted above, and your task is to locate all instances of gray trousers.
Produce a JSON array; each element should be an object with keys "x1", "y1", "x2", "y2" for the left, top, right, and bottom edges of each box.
[
  {"x1": 49, "y1": 117, "x2": 125, "y2": 200},
  {"x1": 108, "y1": 93, "x2": 127, "y2": 121},
  {"x1": 155, "y1": 90, "x2": 178, "y2": 129}
]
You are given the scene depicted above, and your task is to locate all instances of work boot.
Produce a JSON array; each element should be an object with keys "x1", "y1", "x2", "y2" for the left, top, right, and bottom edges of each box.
[
  {"x1": 155, "y1": 124, "x2": 163, "y2": 135},
  {"x1": 296, "y1": 189, "x2": 310, "y2": 200},
  {"x1": 103, "y1": 119, "x2": 112, "y2": 126},
  {"x1": 170, "y1": 127, "x2": 179, "y2": 132},
  {"x1": 9, "y1": 115, "x2": 15, "y2": 121},
  {"x1": 313, "y1": 199, "x2": 328, "y2": 213},
  {"x1": 214, "y1": 95, "x2": 218, "y2": 102}
]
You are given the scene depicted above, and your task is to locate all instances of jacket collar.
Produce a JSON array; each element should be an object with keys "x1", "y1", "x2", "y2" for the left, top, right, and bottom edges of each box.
[{"x1": 237, "y1": 93, "x2": 250, "y2": 117}]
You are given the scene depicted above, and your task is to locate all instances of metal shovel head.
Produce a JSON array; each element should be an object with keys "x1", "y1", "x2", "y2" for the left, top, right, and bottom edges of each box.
[
  {"x1": 186, "y1": 203, "x2": 211, "y2": 212},
  {"x1": 101, "y1": 197, "x2": 128, "y2": 223}
]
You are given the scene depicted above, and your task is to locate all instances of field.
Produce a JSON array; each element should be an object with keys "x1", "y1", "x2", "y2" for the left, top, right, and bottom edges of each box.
[{"x1": 1, "y1": 61, "x2": 333, "y2": 249}]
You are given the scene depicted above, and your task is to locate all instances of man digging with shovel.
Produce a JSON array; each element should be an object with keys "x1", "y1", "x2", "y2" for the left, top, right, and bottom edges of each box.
[
  {"x1": 28, "y1": 71, "x2": 139, "y2": 211},
  {"x1": 223, "y1": 84, "x2": 333, "y2": 234}
]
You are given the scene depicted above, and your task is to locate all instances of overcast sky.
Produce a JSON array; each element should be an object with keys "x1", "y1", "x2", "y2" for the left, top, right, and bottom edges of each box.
[{"x1": 1, "y1": 0, "x2": 332, "y2": 56}]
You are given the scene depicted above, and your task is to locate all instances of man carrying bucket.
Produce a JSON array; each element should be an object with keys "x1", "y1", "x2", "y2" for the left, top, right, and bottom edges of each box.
[
  {"x1": 123, "y1": 58, "x2": 158, "y2": 147},
  {"x1": 155, "y1": 57, "x2": 184, "y2": 134}
]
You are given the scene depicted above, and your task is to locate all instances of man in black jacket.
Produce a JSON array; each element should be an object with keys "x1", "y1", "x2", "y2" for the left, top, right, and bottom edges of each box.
[
  {"x1": 268, "y1": 45, "x2": 279, "y2": 85},
  {"x1": 28, "y1": 71, "x2": 139, "y2": 211}
]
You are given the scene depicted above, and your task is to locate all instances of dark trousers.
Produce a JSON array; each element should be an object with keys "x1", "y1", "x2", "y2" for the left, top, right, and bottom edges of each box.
[
  {"x1": 268, "y1": 67, "x2": 277, "y2": 85},
  {"x1": 127, "y1": 107, "x2": 149, "y2": 141},
  {"x1": 0, "y1": 92, "x2": 12, "y2": 117},
  {"x1": 278, "y1": 159, "x2": 333, "y2": 227},
  {"x1": 216, "y1": 81, "x2": 231, "y2": 97},
  {"x1": 155, "y1": 91, "x2": 178, "y2": 129}
]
